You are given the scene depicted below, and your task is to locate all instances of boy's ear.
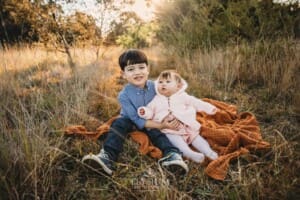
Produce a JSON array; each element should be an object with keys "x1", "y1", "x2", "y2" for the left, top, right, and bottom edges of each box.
[
  {"x1": 146, "y1": 66, "x2": 150, "y2": 76},
  {"x1": 121, "y1": 71, "x2": 126, "y2": 79}
]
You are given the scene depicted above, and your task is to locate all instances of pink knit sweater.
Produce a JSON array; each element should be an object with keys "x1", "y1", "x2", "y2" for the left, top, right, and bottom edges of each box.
[{"x1": 138, "y1": 79, "x2": 217, "y2": 143}]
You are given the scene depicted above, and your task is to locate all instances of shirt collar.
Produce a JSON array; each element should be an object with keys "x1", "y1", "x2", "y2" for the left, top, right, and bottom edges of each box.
[{"x1": 128, "y1": 80, "x2": 151, "y2": 91}]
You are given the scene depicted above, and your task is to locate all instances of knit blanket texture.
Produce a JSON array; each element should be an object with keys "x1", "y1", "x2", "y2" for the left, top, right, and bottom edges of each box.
[{"x1": 65, "y1": 98, "x2": 270, "y2": 180}]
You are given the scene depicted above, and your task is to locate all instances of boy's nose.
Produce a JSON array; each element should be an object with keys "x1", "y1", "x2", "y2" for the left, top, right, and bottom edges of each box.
[{"x1": 133, "y1": 70, "x2": 140, "y2": 75}]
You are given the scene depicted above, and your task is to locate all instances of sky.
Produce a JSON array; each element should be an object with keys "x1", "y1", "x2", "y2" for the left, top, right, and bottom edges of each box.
[
  {"x1": 58, "y1": 0, "x2": 157, "y2": 21},
  {"x1": 57, "y1": 0, "x2": 158, "y2": 33}
]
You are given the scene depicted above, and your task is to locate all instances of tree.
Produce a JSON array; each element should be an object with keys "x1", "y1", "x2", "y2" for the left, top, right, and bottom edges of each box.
[
  {"x1": 62, "y1": 12, "x2": 101, "y2": 45},
  {"x1": 155, "y1": 0, "x2": 300, "y2": 52},
  {"x1": 0, "y1": 0, "x2": 62, "y2": 46}
]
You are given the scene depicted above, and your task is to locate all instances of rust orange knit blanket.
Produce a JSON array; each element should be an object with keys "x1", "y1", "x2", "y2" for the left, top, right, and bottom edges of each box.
[{"x1": 64, "y1": 98, "x2": 270, "y2": 180}]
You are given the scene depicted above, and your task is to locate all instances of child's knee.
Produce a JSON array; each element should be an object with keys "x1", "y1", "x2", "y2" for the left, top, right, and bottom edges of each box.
[
  {"x1": 111, "y1": 117, "x2": 133, "y2": 133},
  {"x1": 112, "y1": 117, "x2": 131, "y2": 127}
]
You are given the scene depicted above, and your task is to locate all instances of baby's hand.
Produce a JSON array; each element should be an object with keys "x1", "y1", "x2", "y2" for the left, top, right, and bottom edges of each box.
[{"x1": 139, "y1": 108, "x2": 145, "y2": 116}]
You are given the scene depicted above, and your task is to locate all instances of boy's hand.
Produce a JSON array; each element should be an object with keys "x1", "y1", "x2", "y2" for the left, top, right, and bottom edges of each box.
[{"x1": 162, "y1": 117, "x2": 180, "y2": 130}]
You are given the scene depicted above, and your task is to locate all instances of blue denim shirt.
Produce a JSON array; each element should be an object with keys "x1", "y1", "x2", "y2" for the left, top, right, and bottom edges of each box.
[{"x1": 118, "y1": 80, "x2": 156, "y2": 129}]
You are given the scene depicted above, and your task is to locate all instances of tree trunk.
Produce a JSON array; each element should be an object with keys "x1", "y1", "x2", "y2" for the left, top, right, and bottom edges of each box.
[
  {"x1": 52, "y1": 13, "x2": 75, "y2": 69},
  {"x1": 0, "y1": 9, "x2": 9, "y2": 51}
]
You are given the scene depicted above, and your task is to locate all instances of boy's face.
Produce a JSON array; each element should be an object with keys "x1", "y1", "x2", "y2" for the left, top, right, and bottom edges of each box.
[
  {"x1": 122, "y1": 63, "x2": 149, "y2": 88},
  {"x1": 157, "y1": 75, "x2": 181, "y2": 97}
]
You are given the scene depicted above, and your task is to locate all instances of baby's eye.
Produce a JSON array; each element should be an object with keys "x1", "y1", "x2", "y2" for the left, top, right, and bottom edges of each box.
[
  {"x1": 127, "y1": 68, "x2": 134, "y2": 71},
  {"x1": 139, "y1": 66, "x2": 146, "y2": 70},
  {"x1": 166, "y1": 80, "x2": 171, "y2": 83},
  {"x1": 158, "y1": 81, "x2": 163, "y2": 83}
]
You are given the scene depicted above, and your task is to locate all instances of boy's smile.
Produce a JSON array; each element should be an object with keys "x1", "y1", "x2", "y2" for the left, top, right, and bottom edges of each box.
[{"x1": 122, "y1": 63, "x2": 149, "y2": 88}]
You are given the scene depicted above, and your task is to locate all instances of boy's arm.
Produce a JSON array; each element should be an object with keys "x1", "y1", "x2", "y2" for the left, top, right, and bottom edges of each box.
[
  {"x1": 119, "y1": 94, "x2": 147, "y2": 130},
  {"x1": 144, "y1": 120, "x2": 163, "y2": 129},
  {"x1": 145, "y1": 118, "x2": 181, "y2": 130}
]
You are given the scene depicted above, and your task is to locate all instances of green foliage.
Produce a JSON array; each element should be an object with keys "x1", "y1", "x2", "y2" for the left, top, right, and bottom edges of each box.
[
  {"x1": 116, "y1": 22, "x2": 157, "y2": 48},
  {"x1": 105, "y1": 11, "x2": 142, "y2": 45},
  {"x1": 156, "y1": 0, "x2": 211, "y2": 53},
  {"x1": 63, "y1": 12, "x2": 101, "y2": 45},
  {"x1": 0, "y1": 1, "x2": 101, "y2": 47},
  {"x1": 0, "y1": 0, "x2": 62, "y2": 45},
  {"x1": 155, "y1": 0, "x2": 300, "y2": 53},
  {"x1": 106, "y1": 11, "x2": 157, "y2": 48}
]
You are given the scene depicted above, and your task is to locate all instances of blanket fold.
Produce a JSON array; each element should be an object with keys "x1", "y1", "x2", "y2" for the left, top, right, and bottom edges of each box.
[{"x1": 64, "y1": 98, "x2": 270, "y2": 180}]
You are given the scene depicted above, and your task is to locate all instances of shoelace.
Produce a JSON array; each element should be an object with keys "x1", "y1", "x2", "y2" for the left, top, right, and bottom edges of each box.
[
  {"x1": 158, "y1": 153, "x2": 173, "y2": 164},
  {"x1": 99, "y1": 150, "x2": 110, "y2": 160}
]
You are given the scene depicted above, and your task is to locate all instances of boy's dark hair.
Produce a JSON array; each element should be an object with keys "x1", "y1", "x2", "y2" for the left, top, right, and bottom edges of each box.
[{"x1": 118, "y1": 49, "x2": 148, "y2": 71}]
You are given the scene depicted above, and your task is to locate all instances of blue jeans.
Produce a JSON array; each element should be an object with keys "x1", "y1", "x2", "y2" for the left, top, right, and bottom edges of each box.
[{"x1": 103, "y1": 117, "x2": 180, "y2": 161}]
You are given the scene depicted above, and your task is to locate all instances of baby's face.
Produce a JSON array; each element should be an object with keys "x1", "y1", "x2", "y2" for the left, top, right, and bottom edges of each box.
[{"x1": 157, "y1": 76, "x2": 181, "y2": 97}]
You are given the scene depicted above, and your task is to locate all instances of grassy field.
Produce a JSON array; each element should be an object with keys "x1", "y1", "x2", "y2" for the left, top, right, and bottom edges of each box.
[{"x1": 0, "y1": 42, "x2": 299, "y2": 200}]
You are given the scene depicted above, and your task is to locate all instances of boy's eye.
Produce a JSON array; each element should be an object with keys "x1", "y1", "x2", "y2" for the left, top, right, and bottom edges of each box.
[
  {"x1": 139, "y1": 66, "x2": 145, "y2": 70},
  {"x1": 158, "y1": 81, "x2": 163, "y2": 83},
  {"x1": 127, "y1": 68, "x2": 134, "y2": 71}
]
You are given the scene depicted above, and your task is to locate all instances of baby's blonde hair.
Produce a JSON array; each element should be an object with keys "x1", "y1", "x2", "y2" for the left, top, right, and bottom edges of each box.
[{"x1": 158, "y1": 70, "x2": 182, "y2": 84}]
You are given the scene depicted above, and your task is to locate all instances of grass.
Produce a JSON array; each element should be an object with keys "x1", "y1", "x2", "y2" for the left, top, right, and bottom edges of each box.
[{"x1": 0, "y1": 41, "x2": 299, "y2": 200}]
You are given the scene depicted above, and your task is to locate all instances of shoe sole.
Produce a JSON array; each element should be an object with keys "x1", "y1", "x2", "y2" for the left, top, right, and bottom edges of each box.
[
  {"x1": 161, "y1": 160, "x2": 189, "y2": 175},
  {"x1": 82, "y1": 154, "x2": 113, "y2": 176},
  {"x1": 163, "y1": 164, "x2": 188, "y2": 175}
]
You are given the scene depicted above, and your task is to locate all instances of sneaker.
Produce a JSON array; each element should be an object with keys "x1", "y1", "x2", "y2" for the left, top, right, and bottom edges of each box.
[
  {"x1": 158, "y1": 152, "x2": 189, "y2": 174},
  {"x1": 82, "y1": 149, "x2": 115, "y2": 175}
]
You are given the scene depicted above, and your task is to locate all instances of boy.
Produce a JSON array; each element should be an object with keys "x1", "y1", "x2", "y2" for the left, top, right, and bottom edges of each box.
[{"x1": 82, "y1": 49, "x2": 188, "y2": 175}]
